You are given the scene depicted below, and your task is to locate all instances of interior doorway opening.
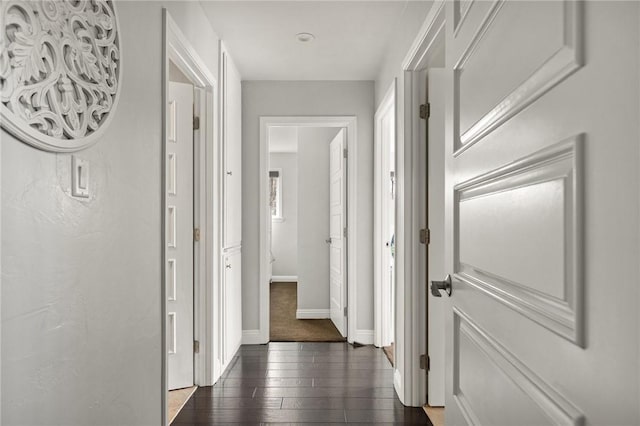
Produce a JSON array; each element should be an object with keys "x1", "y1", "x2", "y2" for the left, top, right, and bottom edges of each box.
[
  {"x1": 166, "y1": 64, "x2": 197, "y2": 424},
  {"x1": 267, "y1": 126, "x2": 347, "y2": 342},
  {"x1": 258, "y1": 117, "x2": 358, "y2": 345},
  {"x1": 374, "y1": 80, "x2": 397, "y2": 366},
  {"x1": 162, "y1": 10, "x2": 219, "y2": 425}
]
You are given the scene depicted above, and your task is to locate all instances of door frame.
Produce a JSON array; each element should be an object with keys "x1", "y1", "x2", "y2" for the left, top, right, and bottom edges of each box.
[
  {"x1": 162, "y1": 9, "x2": 220, "y2": 425},
  {"x1": 253, "y1": 116, "x2": 357, "y2": 344},
  {"x1": 374, "y1": 80, "x2": 396, "y2": 348},
  {"x1": 393, "y1": 0, "x2": 445, "y2": 406}
]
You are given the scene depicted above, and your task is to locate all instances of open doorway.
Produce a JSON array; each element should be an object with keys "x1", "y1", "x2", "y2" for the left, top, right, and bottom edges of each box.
[
  {"x1": 258, "y1": 117, "x2": 358, "y2": 344},
  {"x1": 267, "y1": 126, "x2": 346, "y2": 342},
  {"x1": 392, "y1": 2, "x2": 446, "y2": 418},
  {"x1": 374, "y1": 81, "x2": 396, "y2": 365},
  {"x1": 162, "y1": 10, "x2": 219, "y2": 425}
]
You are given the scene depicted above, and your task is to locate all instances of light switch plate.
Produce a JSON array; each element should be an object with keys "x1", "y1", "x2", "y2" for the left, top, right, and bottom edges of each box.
[{"x1": 71, "y1": 155, "x2": 90, "y2": 198}]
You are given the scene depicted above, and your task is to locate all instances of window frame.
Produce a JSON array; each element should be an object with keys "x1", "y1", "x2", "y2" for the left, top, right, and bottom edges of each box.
[{"x1": 269, "y1": 168, "x2": 284, "y2": 222}]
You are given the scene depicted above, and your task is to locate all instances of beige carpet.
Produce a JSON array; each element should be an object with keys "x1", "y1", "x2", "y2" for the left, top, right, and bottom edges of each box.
[
  {"x1": 424, "y1": 406, "x2": 444, "y2": 426},
  {"x1": 270, "y1": 282, "x2": 345, "y2": 342},
  {"x1": 168, "y1": 386, "x2": 196, "y2": 424},
  {"x1": 383, "y1": 342, "x2": 395, "y2": 366}
]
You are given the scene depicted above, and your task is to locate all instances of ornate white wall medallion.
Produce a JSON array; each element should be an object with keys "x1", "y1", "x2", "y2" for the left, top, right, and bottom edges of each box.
[{"x1": 0, "y1": 0, "x2": 121, "y2": 152}]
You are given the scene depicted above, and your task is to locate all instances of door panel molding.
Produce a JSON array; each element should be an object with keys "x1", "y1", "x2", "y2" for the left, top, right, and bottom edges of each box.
[
  {"x1": 452, "y1": 0, "x2": 475, "y2": 37},
  {"x1": 454, "y1": 136, "x2": 584, "y2": 345},
  {"x1": 453, "y1": 0, "x2": 583, "y2": 156},
  {"x1": 453, "y1": 308, "x2": 584, "y2": 426}
]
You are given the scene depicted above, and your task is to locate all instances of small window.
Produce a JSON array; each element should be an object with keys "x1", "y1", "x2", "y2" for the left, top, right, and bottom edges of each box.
[{"x1": 269, "y1": 169, "x2": 283, "y2": 221}]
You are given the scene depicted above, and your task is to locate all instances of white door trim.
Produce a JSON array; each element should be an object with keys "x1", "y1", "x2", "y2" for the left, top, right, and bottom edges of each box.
[
  {"x1": 271, "y1": 275, "x2": 298, "y2": 282},
  {"x1": 394, "y1": 0, "x2": 445, "y2": 407},
  {"x1": 374, "y1": 80, "x2": 396, "y2": 348},
  {"x1": 258, "y1": 116, "x2": 358, "y2": 344},
  {"x1": 163, "y1": 10, "x2": 220, "y2": 425}
]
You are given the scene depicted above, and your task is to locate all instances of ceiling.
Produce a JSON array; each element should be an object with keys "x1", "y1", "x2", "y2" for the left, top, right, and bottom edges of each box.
[{"x1": 199, "y1": 1, "x2": 433, "y2": 80}]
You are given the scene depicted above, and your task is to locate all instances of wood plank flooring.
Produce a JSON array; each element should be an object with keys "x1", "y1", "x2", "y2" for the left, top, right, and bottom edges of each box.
[{"x1": 172, "y1": 342, "x2": 432, "y2": 425}]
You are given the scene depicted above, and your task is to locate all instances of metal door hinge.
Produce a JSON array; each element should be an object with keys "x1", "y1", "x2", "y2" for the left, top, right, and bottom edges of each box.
[
  {"x1": 193, "y1": 116, "x2": 200, "y2": 130},
  {"x1": 343, "y1": 227, "x2": 347, "y2": 238},
  {"x1": 420, "y1": 354, "x2": 430, "y2": 370},
  {"x1": 194, "y1": 228, "x2": 201, "y2": 242},
  {"x1": 344, "y1": 307, "x2": 348, "y2": 316},
  {"x1": 419, "y1": 228, "x2": 430, "y2": 244},
  {"x1": 194, "y1": 340, "x2": 200, "y2": 354},
  {"x1": 343, "y1": 148, "x2": 348, "y2": 159},
  {"x1": 419, "y1": 103, "x2": 430, "y2": 120}
]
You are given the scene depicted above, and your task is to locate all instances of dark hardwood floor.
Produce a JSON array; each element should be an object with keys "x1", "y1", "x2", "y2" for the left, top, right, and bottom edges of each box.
[{"x1": 173, "y1": 342, "x2": 432, "y2": 425}]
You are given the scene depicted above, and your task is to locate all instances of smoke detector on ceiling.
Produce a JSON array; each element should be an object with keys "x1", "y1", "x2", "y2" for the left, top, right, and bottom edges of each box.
[{"x1": 296, "y1": 32, "x2": 315, "y2": 42}]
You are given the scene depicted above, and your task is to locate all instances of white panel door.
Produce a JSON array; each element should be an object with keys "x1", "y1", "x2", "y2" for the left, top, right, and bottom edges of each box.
[
  {"x1": 329, "y1": 129, "x2": 347, "y2": 336},
  {"x1": 222, "y1": 48, "x2": 242, "y2": 249},
  {"x1": 223, "y1": 250, "x2": 242, "y2": 365},
  {"x1": 442, "y1": 2, "x2": 639, "y2": 425},
  {"x1": 381, "y1": 110, "x2": 395, "y2": 347},
  {"x1": 167, "y1": 81, "x2": 194, "y2": 390}
]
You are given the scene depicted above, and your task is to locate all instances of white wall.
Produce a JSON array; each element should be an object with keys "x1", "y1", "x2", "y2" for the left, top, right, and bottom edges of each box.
[
  {"x1": 296, "y1": 127, "x2": 340, "y2": 312},
  {"x1": 169, "y1": 60, "x2": 192, "y2": 84},
  {"x1": 374, "y1": 1, "x2": 433, "y2": 108},
  {"x1": 1, "y1": 2, "x2": 220, "y2": 424},
  {"x1": 269, "y1": 153, "x2": 298, "y2": 277},
  {"x1": 242, "y1": 81, "x2": 374, "y2": 333}
]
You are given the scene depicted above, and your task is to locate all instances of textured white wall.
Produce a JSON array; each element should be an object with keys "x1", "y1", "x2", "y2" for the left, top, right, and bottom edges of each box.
[
  {"x1": 242, "y1": 81, "x2": 374, "y2": 332},
  {"x1": 374, "y1": 1, "x2": 433, "y2": 108},
  {"x1": 270, "y1": 153, "x2": 298, "y2": 277},
  {"x1": 1, "y1": 2, "x2": 220, "y2": 424},
  {"x1": 296, "y1": 128, "x2": 340, "y2": 311}
]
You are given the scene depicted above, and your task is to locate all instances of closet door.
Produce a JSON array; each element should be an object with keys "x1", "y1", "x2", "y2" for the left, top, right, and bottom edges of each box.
[
  {"x1": 223, "y1": 250, "x2": 242, "y2": 364},
  {"x1": 221, "y1": 46, "x2": 242, "y2": 249}
]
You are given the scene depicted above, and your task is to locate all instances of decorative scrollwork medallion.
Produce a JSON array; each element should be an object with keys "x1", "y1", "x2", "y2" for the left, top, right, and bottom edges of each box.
[{"x1": 0, "y1": 0, "x2": 121, "y2": 152}]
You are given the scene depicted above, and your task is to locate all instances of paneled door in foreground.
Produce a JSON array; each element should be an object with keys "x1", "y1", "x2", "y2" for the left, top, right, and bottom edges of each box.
[{"x1": 441, "y1": 2, "x2": 639, "y2": 425}]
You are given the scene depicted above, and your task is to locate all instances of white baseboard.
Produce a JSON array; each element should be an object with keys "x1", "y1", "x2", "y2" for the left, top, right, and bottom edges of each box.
[
  {"x1": 394, "y1": 368, "x2": 403, "y2": 402},
  {"x1": 242, "y1": 329, "x2": 264, "y2": 345},
  {"x1": 351, "y1": 329, "x2": 374, "y2": 345},
  {"x1": 296, "y1": 309, "x2": 330, "y2": 319},
  {"x1": 271, "y1": 275, "x2": 298, "y2": 282}
]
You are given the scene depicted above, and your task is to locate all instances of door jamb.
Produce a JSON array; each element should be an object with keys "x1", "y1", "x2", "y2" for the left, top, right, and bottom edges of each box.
[
  {"x1": 163, "y1": 9, "x2": 220, "y2": 425},
  {"x1": 255, "y1": 116, "x2": 358, "y2": 344},
  {"x1": 374, "y1": 80, "x2": 397, "y2": 348},
  {"x1": 394, "y1": 0, "x2": 445, "y2": 406}
]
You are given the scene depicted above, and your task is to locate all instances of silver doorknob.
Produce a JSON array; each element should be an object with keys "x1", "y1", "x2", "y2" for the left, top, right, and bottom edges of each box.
[
  {"x1": 325, "y1": 237, "x2": 332, "y2": 244},
  {"x1": 431, "y1": 274, "x2": 452, "y2": 297}
]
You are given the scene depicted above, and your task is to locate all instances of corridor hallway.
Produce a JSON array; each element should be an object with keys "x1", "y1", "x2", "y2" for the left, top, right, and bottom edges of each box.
[{"x1": 172, "y1": 342, "x2": 431, "y2": 424}]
